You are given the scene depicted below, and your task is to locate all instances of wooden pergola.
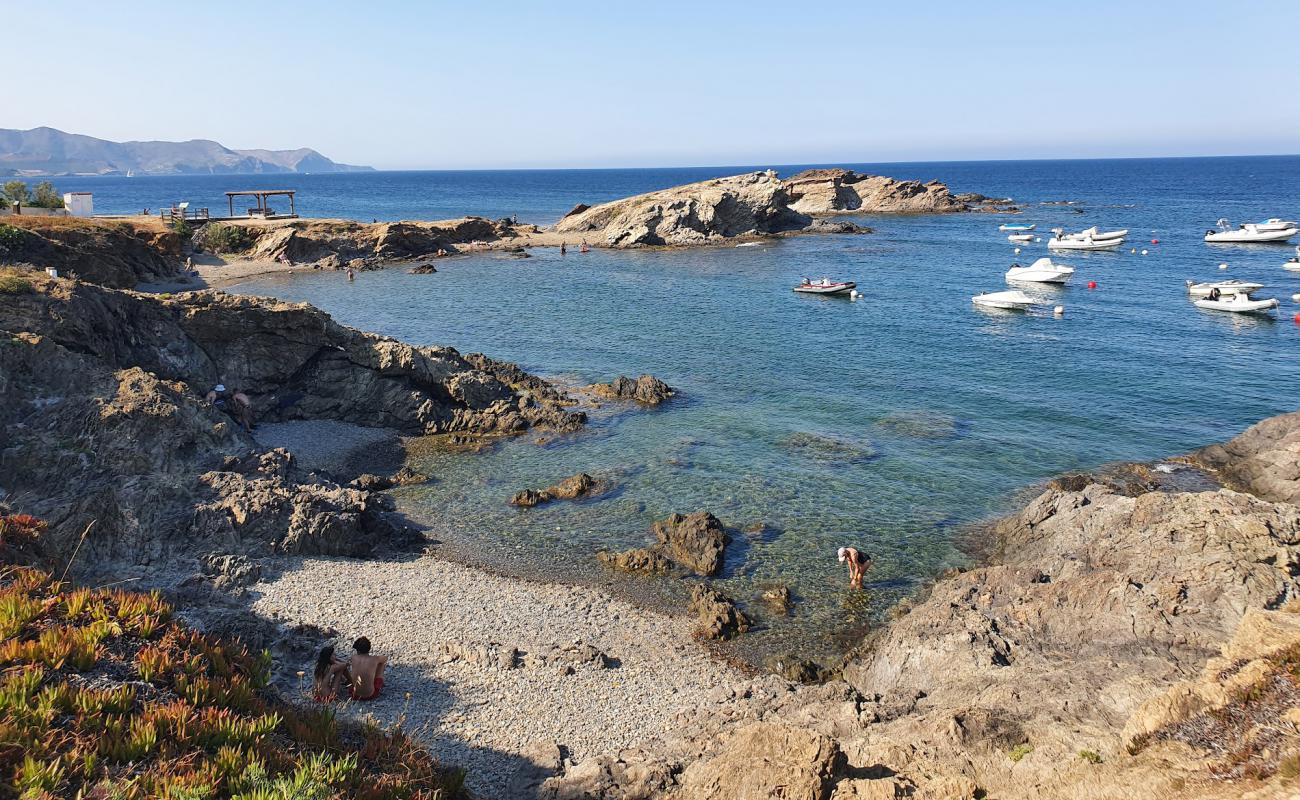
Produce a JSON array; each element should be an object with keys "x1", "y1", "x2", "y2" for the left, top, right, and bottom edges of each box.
[{"x1": 226, "y1": 189, "x2": 296, "y2": 218}]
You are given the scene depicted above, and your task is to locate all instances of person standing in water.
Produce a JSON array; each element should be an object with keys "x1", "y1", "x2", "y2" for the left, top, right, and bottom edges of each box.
[
  {"x1": 837, "y1": 547, "x2": 873, "y2": 589},
  {"x1": 560, "y1": 242, "x2": 567, "y2": 255}
]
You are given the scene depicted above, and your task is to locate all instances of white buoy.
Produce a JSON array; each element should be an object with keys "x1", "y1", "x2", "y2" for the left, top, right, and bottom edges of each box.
[
  {"x1": 1219, "y1": 263, "x2": 1229, "y2": 270},
  {"x1": 1141, "y1": 249, "x2": 1149, "y2": 256},
  {"x1": 1292, "y1": 293, "x2": 1300, "y2": 302},
  {"x1": 1014, "y1": 247, "x2": 1021, "y2": 255},
  {"x1": 1053, "y1": 305, "x2": 1064, "y2": 316},
  {"x1": 1035, "y1": 237, "x2": 1042, "y2": 243},
  {"x1": 1130, "y1": 248, "x2": 1137, "y2": 253}
]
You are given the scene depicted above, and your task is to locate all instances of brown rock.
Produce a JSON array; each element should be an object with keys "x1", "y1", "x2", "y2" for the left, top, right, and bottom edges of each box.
[
  {"x1": 596, "y1": 547, "x2": 674, "y2": 575},
  {"x1": 1192, "y1": 410, "x2": 1300, "y2": 503},
  {"x1": 676, "y1": 722, "x2": 843, "y2": 798},
  {"x1": 509, "y1": 472, "x2": 605, "y2": 507},
  {"x1": 689, "y1": 584, "x2": 751, "y2": 640},
  {"x1": 589, "y1": 374, "x2": 676, "y2": 405},
  {"x1": 654, "y1": 511, "x2": 728, "y2": 576},
  {"x1": 784, "y1": 168, "x2": 967, "y2": 215}
]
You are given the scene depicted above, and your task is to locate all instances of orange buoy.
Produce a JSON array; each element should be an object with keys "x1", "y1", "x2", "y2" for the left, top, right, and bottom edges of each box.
[
  {"x1": 1294, "y1": 312, "x2": 1300, "y2": 323},
  {"x1": 1087, "y1": 281, "x2": 1097, "y2": 289},
  {"x1": 1151, "y1": 239, "x2": 1159, "y2": 244}
]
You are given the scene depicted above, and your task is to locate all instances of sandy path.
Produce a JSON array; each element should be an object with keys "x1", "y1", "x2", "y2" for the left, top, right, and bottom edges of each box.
[{"x1": 250, "y1": 556, "x2": 740, "y2": 795}]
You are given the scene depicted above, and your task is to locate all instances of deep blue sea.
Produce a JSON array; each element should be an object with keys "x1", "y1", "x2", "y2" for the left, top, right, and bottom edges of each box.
[{"x1": 69, "y1": 157, "x2": 1300, "y2": 661}]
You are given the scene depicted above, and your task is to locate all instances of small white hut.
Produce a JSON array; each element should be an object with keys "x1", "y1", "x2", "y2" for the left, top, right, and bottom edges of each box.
[{"x1": 63, "y1": 192, "x2": 93, "y2": 217}]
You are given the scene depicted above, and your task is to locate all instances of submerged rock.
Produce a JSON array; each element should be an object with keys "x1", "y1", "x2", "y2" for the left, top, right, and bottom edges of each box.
[
  {"x1": 761, "y1": 585, "x2": 793, "y2": 614},
  {"x1": 408, "y1": 263, "x2": 438, "y2": 274},
  {"x1": 509, "y1": 472, "x2": 606, "y2": 507},
  {"x1": 874, "y1": 409, "x2": 960, "y2": 440},
  {"x1": 654, "y1": 511, "x2": 728, "y2": 576},
  {"x1": 781, "y1": 432, "x2": 876, "y2": 464},
  {"x1": 689, "y1": 584, "x2": 751, "y2": 640},
  {"x1": 596, "y1": 547, "x2": 675, "y2": 575},
  {"x1": 589, "y1": 374, "x2": 676, "y2": 406}
]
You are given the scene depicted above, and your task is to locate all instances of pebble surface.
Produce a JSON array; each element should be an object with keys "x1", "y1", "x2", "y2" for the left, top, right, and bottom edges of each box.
[{"x1": 250, "y1": 555, "x2": 741, "y2": 795}]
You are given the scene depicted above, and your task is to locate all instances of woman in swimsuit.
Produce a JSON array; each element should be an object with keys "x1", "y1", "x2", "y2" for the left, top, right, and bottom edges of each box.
[{"x1": 837, "y1": 546, "x2": 873, "y2": 589}]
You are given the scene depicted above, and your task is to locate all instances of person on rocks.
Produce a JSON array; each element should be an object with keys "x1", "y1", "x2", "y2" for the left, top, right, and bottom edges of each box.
[
  {"x1": 313, "y1": 644, "x2": 351, "y2": 701},
  {"x1": 349, "y1": 636, "x2": 388, "y2": 701},
  {"x1": 837, "y1": 546, "x2": 873, "y2": 589},
  {"x1": 232, "y1": 390, "x2": 255, "y2": 432}
]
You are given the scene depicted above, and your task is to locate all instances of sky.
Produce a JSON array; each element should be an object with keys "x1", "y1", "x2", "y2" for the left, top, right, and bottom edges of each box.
[{"x1": 5, "y1": 1, "x2": 1299, "y2": 170}]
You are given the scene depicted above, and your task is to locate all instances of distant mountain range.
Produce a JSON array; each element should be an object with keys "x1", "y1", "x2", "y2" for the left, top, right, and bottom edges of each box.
[{"x1": 0, "y1": 127, "x2": 373, "y2": 176}]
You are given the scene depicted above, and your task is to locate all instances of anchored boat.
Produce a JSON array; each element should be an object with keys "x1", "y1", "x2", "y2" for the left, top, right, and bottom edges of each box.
[
  {"x1": 1006, "y1": 257, "x2": 1075, "y2": 284},
  {"x1": 1185, "y1": 279, "x2": 1264, "y2": 298},
  {"x1": 794, "y1": 277, "x2": 856, "y2": 296},
  {"x1": 1193, "y1": 294, "x2": 1280, "y2": 314},
  {"x1": 1204, "y1": 218, "x2": 1299, "y2": 243},
  {"x1": 972, "y1": 289, "x2": 1036, "y2": 310},
  {"x1": 999, "y1": 223, "x2": 1036, "y2": 232}
]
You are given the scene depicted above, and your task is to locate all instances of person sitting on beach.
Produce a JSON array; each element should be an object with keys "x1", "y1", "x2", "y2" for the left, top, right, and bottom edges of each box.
[
  {"x1": 313, "y1": 645, "x2": 351, "y2": 701},
  {"x1": 349, "y1": 636, "x2": 388, "y2": 701},
  {"x1": 837, "y1": 546, "x2": 873, "y2": 589}
]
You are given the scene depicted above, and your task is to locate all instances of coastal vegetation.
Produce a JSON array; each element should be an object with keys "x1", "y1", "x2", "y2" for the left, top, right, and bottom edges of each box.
[
  {"x1": 194, "y1": 222, "x2": 256, "y2": 254},
  {"x1": 2, "y1": 180, "x2": 63, "y2": 209},
  {"x1": 0, "y1": 515, "x2": 465, "y2": 799}
]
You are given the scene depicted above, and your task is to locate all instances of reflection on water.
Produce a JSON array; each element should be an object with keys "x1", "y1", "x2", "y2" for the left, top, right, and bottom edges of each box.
[{"x1": 231, "y1": 157, "x2": 1300, "y2": 663}]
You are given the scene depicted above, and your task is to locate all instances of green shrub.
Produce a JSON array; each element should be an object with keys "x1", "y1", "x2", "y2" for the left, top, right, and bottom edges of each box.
[
  {"x1": 170, "y1": 218, "x2": 193, "y2": 239},
  {"x1": 2, "y1": 180, "x2": 29, "y2": 206},
  {"x1": 1078, "y1": 749, "x2": 1102, "y2": 764},
  {"x1": 0, "y1": 272, "x2": 33, "y2": 295},
  {"x1": 1008, "y1": 743, "x2": 1034, "y2": 762},
  {"x1": 0, "y1": 223, "x2": 25, "y2": 255},
  {"x1": 30, "y1": 181, "x2": 64, "y2": 210},
  {"x1": 193, "y1": 222, "x2": 255, "y2": 254}
]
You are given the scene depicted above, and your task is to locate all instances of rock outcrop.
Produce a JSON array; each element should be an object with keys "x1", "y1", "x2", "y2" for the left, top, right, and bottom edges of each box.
[
  {"x1": 553, "y1": 171, "x2": 811, "y2": 247},
  {"x1": 240, "y1": 217, "x2": 501, "y2": 266},
  {"x1": 784, "y1": 168, "x2": 969, "y2": 215},
  {"x1": 653, "y1": 511, "x2": 728, "y2": 576},
  {"x1": 589, "y1": 374, "x2": 677, "y2": 405},
  {"x1": 0, "y1": 275, "x2": 583, "y2": 578},
  {"x1": 0, "y1": 216, "x2": 180, "y2": 287},
  {"x1": 1192, "y1": 410, "x2": 1300, "y2": 503},
  {"x1": 688, "y1": 584, "x2": 751, "y2": 641},
  {"x1": 0, "y1": 277, "x2": 582, "y2": 436},
  {"x1": 509, "y1": 472, "x2": 607, "y2": 508}
]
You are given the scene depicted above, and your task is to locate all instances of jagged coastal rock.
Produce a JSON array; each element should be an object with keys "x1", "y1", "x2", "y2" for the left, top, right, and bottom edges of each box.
[
  {"x1": 0, "y1": 274, "x2": 582, "y2": 572},
  {"x1": 0, "y1": 217, "x2": 181, "y2": 287},
  {"x1": 784, "y1": 167, "x2": 968, "y2": 214},
  {"x1": 589, "y1": 374, "x2": 677, "y2": 405},
  {"x1": 509, "y1": 472, "x2": 607, "y2": 507},
  {"x1": 598, "y1": 510, "x2": 730, "y2": 577}
]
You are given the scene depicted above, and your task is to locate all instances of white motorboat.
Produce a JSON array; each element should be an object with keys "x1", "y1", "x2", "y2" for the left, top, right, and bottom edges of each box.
[
  {"x1": 999, "y1": 223, "x2": 1035, "y2": 231},
  {"x1": 1065, "y1": 226, "x2": 1127, "y2": 241},
  {"x1": 1254, "y1": 218, "x2": 1297, "y2": 232},
  {"x1": 1194, "y1": 294, "x2": 1280, "y2": 314},
  {"x1": 1204, "y1": 219, "x2": 1300, "y2": 243},
  {"x1": 794, "y1": 277, "x2": 856, "y2": 295},
  {"x1": 1285, "y1": 246, "x2": 1300, "y2": 272},
  {"x1": 1006, "y1": 257, "x2": 1075, "y2": 284},
  {"x1": 1007, "y1": 233, "x2": 1035, "y2": 243},
  {"x1": 972, "y1": 289, "x2": 1036, "y2": 310},
  {"x1": 1047, "y1": 235, "x2": 1122, "y2": 251},
  {"x1": 1185, "y1": 279, "x2": 1264, "y2": 298}
]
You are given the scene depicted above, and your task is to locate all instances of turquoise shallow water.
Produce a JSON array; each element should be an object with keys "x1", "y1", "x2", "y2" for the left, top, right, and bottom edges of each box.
[{"x1": 219, "y1": 156, "x2": 1300, "y2": 662}]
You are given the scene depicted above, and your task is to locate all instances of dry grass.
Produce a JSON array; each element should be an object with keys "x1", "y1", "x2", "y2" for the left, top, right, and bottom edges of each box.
[
  {"x1": 0, "y1": 511, "x2": 465, "y2": 799},
  {"x1": 0, "y1": 215, "x2": 165, "y2": 235}
]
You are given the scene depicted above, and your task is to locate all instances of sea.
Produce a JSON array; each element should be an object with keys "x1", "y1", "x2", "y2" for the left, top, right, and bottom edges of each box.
[{"x1": 53, "y1": 156, "x2": 1300, "y2": 663}]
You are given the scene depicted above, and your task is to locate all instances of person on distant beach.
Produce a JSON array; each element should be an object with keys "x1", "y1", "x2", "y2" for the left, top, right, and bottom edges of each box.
[
  {"x1": 837, "y1": 547, "x2": 873, "y2": 589},
  {"x1": 560, "y1": 242, "x2": 567, "y2": 255},
  {"x1": 346, "y1": 266, "x2": 356, "y2": 281},
  {"x1": 349, "y1": 636, "x2": 387, "y2": 701},
  {"x1": 313, "y1": 644, "x2": 351, "y2": 701},
  {"x1": 580, "y1": 240, "x2": 590, "y2": 253}
]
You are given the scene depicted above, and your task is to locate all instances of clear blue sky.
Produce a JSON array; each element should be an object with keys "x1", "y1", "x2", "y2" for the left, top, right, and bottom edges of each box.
[{"x1": 7, "y1": 1, "x2": 1298, "y2": 169}]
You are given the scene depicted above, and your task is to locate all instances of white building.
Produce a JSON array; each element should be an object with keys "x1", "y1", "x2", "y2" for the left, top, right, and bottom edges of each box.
[{"x1": 63, "y1": 192, "x2": 93, "y2": 217}]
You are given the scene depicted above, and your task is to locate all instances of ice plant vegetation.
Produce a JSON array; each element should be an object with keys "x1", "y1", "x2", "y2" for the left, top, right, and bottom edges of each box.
[{"x1": 0, "y1": 536, "x2": 464, "y2": 799}]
